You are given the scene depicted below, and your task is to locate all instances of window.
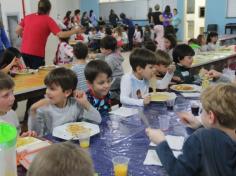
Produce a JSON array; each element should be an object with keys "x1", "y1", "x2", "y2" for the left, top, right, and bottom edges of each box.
[
  {"x1": 199, "y1": 7, "x2": 205, "y2": 18},
  {"x1": 187, "y1": 20, "x2": 194, "y2": 38},
  {"x1": 187, "y1": 0, "x2": 195, "y2": 14}
]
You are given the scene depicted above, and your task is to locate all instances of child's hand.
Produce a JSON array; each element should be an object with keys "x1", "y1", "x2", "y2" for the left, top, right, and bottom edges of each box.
[
  {"x1": 74, "y1": 90, "x2": 91, "y2": 110},
  {"x1": 143, "y1": 95, "x2": 151, "y2": 105},
  {"x1": 172, "y1": 76, "x2": 182, "y2": 83},
  {"x1": 206, "y1": 69, "x2": 222, "y2": 79},
  {"x1": 145, "y1": 128, "x2": 166, "y2": 145},
  {"x1": 30, "y1": 98, "x2": 50, "y2": 117},
  {"x1": 167, "y1": 64, "x2": 176, "y2": 74},
  {"x1": 21, "y1": 131, "x2": 37, "y2": 137},
  {"x1": 177, "y1": 112, "x2": 202, "y2": 129},
  {"x1": 10, "y1": 57, "x2": 19, "y2": 68}
]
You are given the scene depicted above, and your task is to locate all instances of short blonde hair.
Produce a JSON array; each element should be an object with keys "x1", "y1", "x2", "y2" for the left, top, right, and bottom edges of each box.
[
  {"x1": 27, "y1": 142, "x2": 94, "y2": 176},
  {"x1": 200, "y1": 83, "x2": 236, "y2": 129}
]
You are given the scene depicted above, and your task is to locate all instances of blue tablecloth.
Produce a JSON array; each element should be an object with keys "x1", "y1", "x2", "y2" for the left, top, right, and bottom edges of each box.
[{"x1": 18, "y1": 96, "x2": 197, "y2": 176}]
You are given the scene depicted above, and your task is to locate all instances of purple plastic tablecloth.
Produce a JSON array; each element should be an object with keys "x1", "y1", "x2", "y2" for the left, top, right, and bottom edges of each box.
[{"x1": 18, "y1": 96, "x2": 197, "y2": 176}]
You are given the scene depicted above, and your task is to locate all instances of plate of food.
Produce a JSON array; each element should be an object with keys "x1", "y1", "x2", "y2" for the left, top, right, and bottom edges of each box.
[
  {"x1": 52, "y1": 122, "x2": 100, "y2": 140},
  {"x1": 39, "y1": 65, "x2": 59, "y2": 70},
  {"x1": 170, "y1": 84, "x2": 200, "y2": 92},
  {"x1": 11, "y1": 68, "x2": 37, "y2": 75},
  {"x1": 150, "y1": 92, "x2": 176, "y2": 102}
]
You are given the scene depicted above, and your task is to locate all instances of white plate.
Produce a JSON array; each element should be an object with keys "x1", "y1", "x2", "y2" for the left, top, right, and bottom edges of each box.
[
  {"x1": 11, "y1": 69, "x2": 37, "y2": 75},
  {"x1": 39, "y1": 65, "x2": 59, "y2": 70},
  {"x1": 150, "y1": 92, "x2": 176, "y2": 102},
  {"x1": 170, "y1": 84, "x2": 201, "y2": 92},
  {"x1": 52, "y1": 122, "x2": 100, "y2": 140}
]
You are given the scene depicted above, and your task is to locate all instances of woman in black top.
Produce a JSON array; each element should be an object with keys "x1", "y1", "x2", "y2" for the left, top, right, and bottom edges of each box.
[
  {"x1": 151, "y1": 4, "x2": 163, "y2": 25},
  {"x1": 147, "y1": 8, "x2": 152, "y2": 24}
]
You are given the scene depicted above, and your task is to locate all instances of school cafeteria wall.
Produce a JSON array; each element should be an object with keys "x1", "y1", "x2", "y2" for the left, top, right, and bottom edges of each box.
[
  {"x1": 205, "y1": 0, "x2": 236, "y2": 35},
  {"x1": 79, "y1": 0, "x2": 99, "y2": 18}
]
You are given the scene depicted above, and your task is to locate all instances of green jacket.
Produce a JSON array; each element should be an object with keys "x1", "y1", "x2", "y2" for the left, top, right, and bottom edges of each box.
[{"x1": 174, "y1": 64, "x2": 194, "y2": 84}]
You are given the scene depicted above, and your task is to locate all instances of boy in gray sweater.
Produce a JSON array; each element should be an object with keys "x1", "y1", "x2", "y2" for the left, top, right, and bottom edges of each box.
[
  {"x1": 28, "y1": 67, "x2": 101, "y2": 136},
  {"x1": 100, "y1": 35, "x2": 124, "y2": 101}
]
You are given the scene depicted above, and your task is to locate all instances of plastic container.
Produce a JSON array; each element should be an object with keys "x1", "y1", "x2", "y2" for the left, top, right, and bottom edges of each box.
[
  {"x1": 159, "y1": 115, "x2": 170, "y2": 131},
  {"x1": 0, "y1": 122, "x2": 17, "y2": 176},
  {"x1": 77, "y1": 129, "x2": 90, "y2": 148},
  {"x1": 112, "y1": 156, "x2": 130, "y2": 176}
]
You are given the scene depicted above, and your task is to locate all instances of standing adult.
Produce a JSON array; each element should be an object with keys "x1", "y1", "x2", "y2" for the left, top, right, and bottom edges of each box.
[
  {"x1": 109, "y1": 9, "x2": 119, "y2": 28},
  {"x1": 172, "y1": 8, "x2": 181, "y2": 33},
  {"x1": 147, "y1": 8, "x2": 153, "y2": 24},
  {"x1": 73, "y1": 9, "x2": 81, "y2": 26},
  {"x1": 162, "y1": 5, "x2": 173, "y2": 27},
  {"x1": 15, "y1": 0, "x2": 81, "y2": 69},
  {"x1": 120, "y1": 13, "x2": 135, "y2": 50},
  {"x1": 81, "y1": 12, "x2": 90, "y2": 28},
  {"x1": 89, "y1": 10, "x2": 98, "y2": 27},
  {"x1": 151, "y1": 4, "x2": 164, "y2": 50},
  {"x1": 0, "y1": 21, "x2": 11, "y2": 58},
  {"x1": 63, "y1": 11, "x2": 72, "y2": 29}
]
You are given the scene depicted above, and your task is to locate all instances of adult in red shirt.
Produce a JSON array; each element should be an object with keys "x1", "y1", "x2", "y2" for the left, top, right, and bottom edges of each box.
[{"x1": 16, "y1": 0, "x2": 81, "y2": 69}]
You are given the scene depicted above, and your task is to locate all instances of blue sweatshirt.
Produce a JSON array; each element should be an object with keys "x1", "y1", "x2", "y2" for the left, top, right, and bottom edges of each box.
[
  {"x1": 0, "y1": 27, "x2": 11, "y2": 51},
  {"x1": 156, "y1": 128, "x2": 236, "y2": 176}
]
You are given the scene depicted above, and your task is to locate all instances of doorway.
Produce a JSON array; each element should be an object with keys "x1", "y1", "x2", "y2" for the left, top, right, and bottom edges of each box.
[{"x1": 7, "y1": 14, "x2": 21, "y2": 49}]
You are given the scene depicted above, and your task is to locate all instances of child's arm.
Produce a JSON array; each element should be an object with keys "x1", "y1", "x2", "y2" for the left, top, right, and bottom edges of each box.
[
  {"x1": 120, "y1": 75, "x2": 145, "y2": 106},
  {"x1": 156, "y1": 71, "x2": 174, "y2": 89},
  {"x1": 1, "y1": 57, "x2": 18, "y2": 73},
  {"x1": 29, "y1": 98, "x2": 50, "y2": 117},
  {"x1": 74, "y1": 91, "x2": 102, "y2": 124},
  {"x1": 146, "y1": 128, "x2": 201, "y2": 176}
]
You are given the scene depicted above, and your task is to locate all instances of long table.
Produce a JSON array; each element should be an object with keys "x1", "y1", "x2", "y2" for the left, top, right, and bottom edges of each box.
[
  {"x1": 191, "y1": 50, "x2": 236, "y2": 73},
  {"x1": 13, "y1": 70, "x2": 49, "y2": 101},
  {"x1": 18, "y1": 96, "x2": 194, "y2": 176}
]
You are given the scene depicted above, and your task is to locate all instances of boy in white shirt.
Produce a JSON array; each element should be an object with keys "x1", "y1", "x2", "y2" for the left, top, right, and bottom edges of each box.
[
  {"x1": 120, "y1": 48, "x2": 174, "y2": 106},
  {"x1": 0, "y1": 71, "x2": 36, "y2": 136}
]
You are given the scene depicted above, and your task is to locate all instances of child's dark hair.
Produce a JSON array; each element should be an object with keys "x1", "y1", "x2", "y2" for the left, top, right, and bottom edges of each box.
[
  {"x1": 38, "y1": 0, "x2": 51, "y2": 15},
  {"x1": 0, "y1": 71, "x2": 14, "y2": 90},
  {"x1": 206, "y1": 32, "x2": 218, "y2": 44},
  {"x1": 129, "y1": 48, "x2": 157, "y2": 71},
  {"x1": 164, "y1": 34, "x2": 177, "y2": 49},
  {"x1": 155, "y1": 50, "x2": 172, "y2": 66},
  {"x1": 0, "y1": 47, "x2": 21, "y2": 69},
  {"x1": 100, "y1": 36, "x2": 117, "y2": 52},
  {"x1": 74, "y1": 9, "x2": 80, "y2": 15},
  {"x1": 105, "y1": 27, "x2": 112, "y2": 35},
  {"x1": 84, "y1": 60, "x2": 112, "y2": 83},
  {"x1": 137, "y1": 26, "x2": 143, "y2": 38},
  {"x1": 73, "y1": 42, "x2": 88, "y2": 59},
  {"x1": 44, "y1": 67, "x2": 78, "y2": 92},
  {"x1": 59, "y1": 29, "x2": 70, "y2": 43},
  {"x1": 172, "y1": 44, "x2": 195, "y2": 63},
  {"x1": 188, "y1": 38, "x2": 199, "y2": 45},
  {"x1": 144, "y1": 40, "x2": 157, "y2": 52}
]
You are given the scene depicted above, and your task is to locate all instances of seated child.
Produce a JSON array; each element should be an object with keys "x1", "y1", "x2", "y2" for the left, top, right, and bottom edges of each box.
[
  {"x1": 100, "y1": 36, "x2": 124, "y2": 101},
  {"x1": 133, "y1": 25, "x2": 143, "y2": 47},
  {"x1": 120, "y1": 48, "x2": 173, "y2": 106},
  {"x1": 28, "y1": 67, "x2": 101, "y2": 136},
  {"x1": 0, "y1": 47, "x2": 25, "y2": 74},
  {"x1": 27, "y1": 142, "x2": 94, "y2": 176},
  {"x1": 197, "y1": 34, "x2": 208, "y2": 52},
  {"x1": 54, "y1": 33, "x2": 73, "y2": 65},
  {"x1": 144, "y1": 40, "x2": 157, "y2": 52},
  {"x1": 0, "y1": 71, "x2": 36, "y2": 136},
  {"x1": 173, "y1": 44, "x2": 195, "y2": 84},
  {"x1": 71, "y1": 42, "x2": 88, "y2": 91},
  {"x1": 206, "y1": 32, "x2": 218, "y2": 51},
  {"x1": 146, "y1": 83, "x2": 236, "y2": 176},
  {"x1": 84, "y1": 60, "x2": 112, "y2": 115},
  {"x1": 188, "y1": 38, "x2": 201, "y2": 52},
  {"x1": 163, "y1": 34, "x2": 177, "y2": 60}
]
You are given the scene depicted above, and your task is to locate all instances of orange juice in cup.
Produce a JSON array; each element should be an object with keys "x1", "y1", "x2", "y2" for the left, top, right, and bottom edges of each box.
[
  {"x1": 112, "y1": 156, "x2": 130, "y2": 176},
  {"x1": 78, "y1": 129, "x2": 90, "y2": 148}
]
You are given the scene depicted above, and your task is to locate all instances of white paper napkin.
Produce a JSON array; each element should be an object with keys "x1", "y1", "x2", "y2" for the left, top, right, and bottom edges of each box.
[
  {"x1": 181, "y1": 93, "x2": 201, "y2": 98},
  {"x1": 143, "y1": 150, "x2": 182, "y2": 166},
  {"x1": 109, "y1": 107, "x2": 138, "y2": 117},
  {"x1": 150, "y1": 135, "x2": 185, "y2": 151}
]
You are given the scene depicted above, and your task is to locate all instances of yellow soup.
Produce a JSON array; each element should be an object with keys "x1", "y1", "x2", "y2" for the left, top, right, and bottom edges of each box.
[{"x1": 114, "y1": 164, "x2": 128, "y2": 176}]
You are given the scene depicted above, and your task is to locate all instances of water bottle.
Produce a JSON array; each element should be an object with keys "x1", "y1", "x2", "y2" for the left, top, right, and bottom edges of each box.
[{"x1": 0, "y1": 123, "x2": 17, "y2": 176}]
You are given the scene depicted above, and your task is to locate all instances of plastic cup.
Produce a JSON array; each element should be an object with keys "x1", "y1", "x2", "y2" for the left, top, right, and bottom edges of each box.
[
  {"x1": 159, "y1": 115, "x2": 170, "y2": 131},
  {"x1": 190, "y1": 100, "x2": 200, "y2": 116},
  {"x1": 78, "y1": 129, "x2": 90, "y2": 148},
  {"x1": 112, "y1": 156, "x2": 130, "y2": 176},
  {"x1": 109, "y1": 115, "x2": 121, "y2": 130},
  {"x1": 166, "y1": 99, "x2": 176, "y2": 111}
]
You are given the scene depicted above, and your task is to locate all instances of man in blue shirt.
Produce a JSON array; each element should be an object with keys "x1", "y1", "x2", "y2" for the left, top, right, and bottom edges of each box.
[
  {"x1": 172, "y1": 8, "x2": 181, "y2": 33},
  {"x1": 0, "y1": 22, "x2": 11, "y2": 58}
]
